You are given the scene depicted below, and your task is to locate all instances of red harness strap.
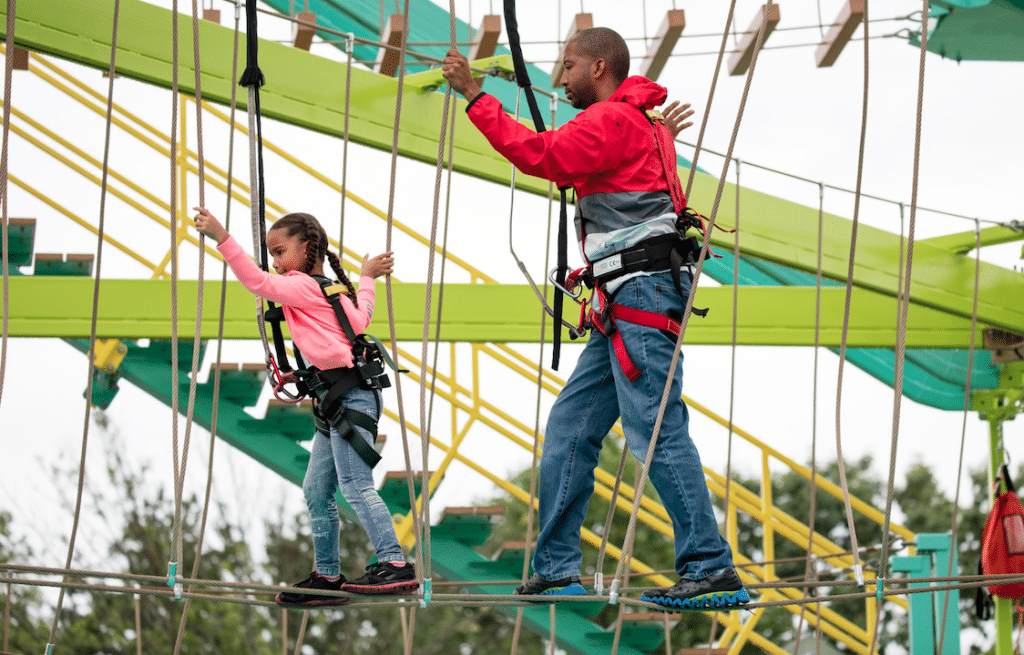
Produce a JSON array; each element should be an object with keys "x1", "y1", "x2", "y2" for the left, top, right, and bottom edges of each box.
[{"x1": 591, "y1": 302, "x2": 681, "y2": 382}]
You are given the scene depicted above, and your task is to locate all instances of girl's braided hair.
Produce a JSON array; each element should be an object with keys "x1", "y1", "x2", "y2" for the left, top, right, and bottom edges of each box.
[{"x1": 271, "y1": 213, "x2": 358, "y2": 306}]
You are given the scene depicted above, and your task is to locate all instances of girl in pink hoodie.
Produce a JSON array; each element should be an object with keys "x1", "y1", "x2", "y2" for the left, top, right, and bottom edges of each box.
[{"x1": 194, "y1": 207, "x2": 417, "y2": 605}]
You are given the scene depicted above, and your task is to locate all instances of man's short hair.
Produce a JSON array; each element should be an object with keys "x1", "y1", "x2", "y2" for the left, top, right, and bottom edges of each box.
[{"x1": 571, "y1": 27, "x2": 630, "y2": 84}]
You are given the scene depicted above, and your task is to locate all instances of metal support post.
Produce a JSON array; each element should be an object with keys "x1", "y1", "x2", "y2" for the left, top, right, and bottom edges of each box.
[{"x1": 890, "y1": 554, "x2": 934, "y2": 655}]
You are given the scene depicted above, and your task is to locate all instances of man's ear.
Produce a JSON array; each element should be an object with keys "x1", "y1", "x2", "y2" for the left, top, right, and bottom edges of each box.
[{"x1": 591, "y1": 57, "x2": 607, "y2": 80}]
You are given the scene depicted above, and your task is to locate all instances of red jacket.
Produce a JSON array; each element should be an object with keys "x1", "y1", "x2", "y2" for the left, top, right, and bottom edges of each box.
[{"x1": 467, "y1": 76, "x2": 685, "y2": 268}]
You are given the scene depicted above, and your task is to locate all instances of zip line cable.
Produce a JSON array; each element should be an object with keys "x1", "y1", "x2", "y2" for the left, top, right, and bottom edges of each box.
[{"x1": 44, "y1": 1, "x2": 119, "y2": 651}]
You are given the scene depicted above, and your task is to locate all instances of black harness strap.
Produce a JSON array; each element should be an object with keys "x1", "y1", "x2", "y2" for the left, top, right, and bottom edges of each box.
[{"x1": 503, "y1": 0, "x2": 570, "y2": 371}]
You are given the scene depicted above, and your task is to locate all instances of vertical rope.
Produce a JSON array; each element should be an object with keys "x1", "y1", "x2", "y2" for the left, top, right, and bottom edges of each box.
[
  {"x1": 833, "y1": 0, "x2": 870, "y2": 589},
  {"x1": 936, "y1": 218, "x2": 982, "y2": 655},
  {"x1": 792, "y1": 182, "x2": 826, "y2": 654},
  {"x1": 0, "y1": 0, "x2": 14, "y2": 412},
  {"x1": 168, "y1": 0, "x2": 185, "y2": 596},
  {"x1": 380, "y1": 0, "x2": 424, "y2": 594},
  {"x1": 609, "y1": 1, "x2": 773, "y2": 597},
  {"x1": 45, "y1": 2, "x2": 120, "y2": 648},
  {"x1": 684, "y1": 0, "x2": 737, "y2": 199},
  {"x1": 867, "y1": 1, "x2": 927, "y2": 651},
  {"x1": 172, "y1": 3, "x2": 238, "y2": 650}
]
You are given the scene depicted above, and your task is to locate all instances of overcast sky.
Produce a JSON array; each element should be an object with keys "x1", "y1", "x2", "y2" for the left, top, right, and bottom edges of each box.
[{"x1": 1, "y1": 3, "x2": 1022, "y2": 644}]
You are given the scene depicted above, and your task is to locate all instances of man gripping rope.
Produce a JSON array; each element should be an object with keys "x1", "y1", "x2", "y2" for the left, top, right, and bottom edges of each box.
[{"x1": 443, "y1": 27, "x2": 748, "y2": 610}]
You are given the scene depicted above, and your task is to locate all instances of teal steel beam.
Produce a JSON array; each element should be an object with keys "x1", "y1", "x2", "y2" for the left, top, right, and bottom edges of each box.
[
  {"x1": 4, "y1": 0, "x2": 1022, "y2": 334},
  {"x1": 6, "y1": 276, "x2": 982, "y2": 347}
]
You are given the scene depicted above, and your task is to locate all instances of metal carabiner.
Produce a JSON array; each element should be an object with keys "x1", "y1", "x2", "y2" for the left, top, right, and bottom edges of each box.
[{"x1": 548, "y1": 267, "x2": 583, "y2": 300}]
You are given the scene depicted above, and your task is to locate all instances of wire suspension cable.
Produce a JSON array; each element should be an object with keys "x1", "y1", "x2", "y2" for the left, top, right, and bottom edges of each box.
[
  {"x1": 339, "y1": 33, "x2": 354, "y2": 252},
  {"x1": 380, "y1": 0, "x2": 425, "y2": 598},
  {"x1": 792, "y1": 182, "x2": 826, "y2": 655},
  {"x1": 45, "y1": 1, "x2": 120, "y2": 650},
  {"x1": 166, "y1": 0, "x2": 188, "y2": 601},
  {"x1": 415, "y1": 0, "x2": 459, "y2": 600},
  {"x1": 610, "y1": 1, "x2": 773, "y2": 604},
  {"x1": 833, "y1": 0, "x2": 871, "y2": 591},
  {"x1": 706, "y1": 156, "x2": 743, "y2": 654},
  {"x1": 510, "y1": 150, "x2": 557, "y2": 655},
  {"x1": 936, "y1": 217, "x2": 981, "y2": 655},
  {"x1": 684, "y1": 0, "x2": 738, "y2": 199}
]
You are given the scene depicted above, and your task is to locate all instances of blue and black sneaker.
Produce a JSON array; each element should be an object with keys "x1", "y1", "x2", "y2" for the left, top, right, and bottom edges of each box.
[
  {"x1": 640, "y1": 568, "x2": 749, "y2": 611},
  {"x1": 514, "y1": 573, "x2": 587, "y2": 598}
]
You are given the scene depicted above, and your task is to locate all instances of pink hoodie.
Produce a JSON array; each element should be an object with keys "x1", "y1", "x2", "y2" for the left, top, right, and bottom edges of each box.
[{"x1": 218, "y1": 235, "x2": 376, "y2": 370}]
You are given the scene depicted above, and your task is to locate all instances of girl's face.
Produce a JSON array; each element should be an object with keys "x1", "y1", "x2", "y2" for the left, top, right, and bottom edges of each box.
[{"x1": 266, "y1": 228, "x2": 307, "y2": 274}]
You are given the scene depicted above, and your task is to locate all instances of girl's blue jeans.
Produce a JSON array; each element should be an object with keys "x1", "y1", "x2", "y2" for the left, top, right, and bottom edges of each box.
[
  {"x1": 303, "y1": 386, "x2": 404, "y2": 578},
  {"x1": 533, "y1": 272, "x2": 734, "y2": 581}
]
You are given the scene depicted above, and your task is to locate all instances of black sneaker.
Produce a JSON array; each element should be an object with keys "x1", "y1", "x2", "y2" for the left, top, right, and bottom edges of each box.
[
  {"x1": 514, "y1": 573, "x2": 586, "y2": 597},
  {"x1": 341, "y1": 562, "x2": 419, "y2": 596},
  {"x1": 275, "y1": 572, "x2": 348, "y2": 607},
  {"x1": 640, "y1": 568, "x2": 749, "y2": 611}
]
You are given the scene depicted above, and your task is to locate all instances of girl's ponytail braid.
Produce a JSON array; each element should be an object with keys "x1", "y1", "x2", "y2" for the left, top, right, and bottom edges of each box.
[
  {"x1": 302, "y1": 216, "x2": 323, "y2": 275},
  {"x1": 326, "y1": 250, "x2": 359, "y2": 307}
]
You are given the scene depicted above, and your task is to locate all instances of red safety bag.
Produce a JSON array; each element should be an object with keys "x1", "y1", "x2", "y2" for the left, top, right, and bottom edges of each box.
[{"x1": 982, "y1": 464, "x2": 1024, "y2": 599}]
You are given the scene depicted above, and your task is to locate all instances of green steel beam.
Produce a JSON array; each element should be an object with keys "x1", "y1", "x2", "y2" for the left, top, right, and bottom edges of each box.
[
  {"x1": 4, "y1": 0, "x2": 1022, "y2": 334},
  {"x1": 8, "y1": 276, "x2": 980, "y2": 347},
  {"x1": 918, "y1": 222, "x2": 1024, "y2": 255}
]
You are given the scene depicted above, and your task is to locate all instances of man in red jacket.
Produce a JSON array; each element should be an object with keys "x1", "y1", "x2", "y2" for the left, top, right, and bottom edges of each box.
[{"x1": 443, "y1": 28, "x2": 747, "y2": 610}]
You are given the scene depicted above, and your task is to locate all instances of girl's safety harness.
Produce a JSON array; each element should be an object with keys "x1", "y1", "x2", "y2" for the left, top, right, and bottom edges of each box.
[
  {"x1": 269, "y1": 276, "x2": 403, "y2": 469},
  {"x1": 557, "y1": 107, "x2": 716, "y2": 382}
]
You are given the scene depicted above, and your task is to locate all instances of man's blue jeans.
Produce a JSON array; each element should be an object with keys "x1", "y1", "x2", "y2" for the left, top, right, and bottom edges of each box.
[
  {"x1": 303, "y1": 386, "x2": 404, "y2": 578},
  {"x1": 534, "y1": 272, "x2": 734, "y2": 581}
]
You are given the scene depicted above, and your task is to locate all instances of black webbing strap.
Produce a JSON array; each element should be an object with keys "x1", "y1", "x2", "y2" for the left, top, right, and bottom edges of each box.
[
  {"x1": 503, "y1": 0, "x2": 570, "y2": 370},
  {"x1": 313, "y1": 404, "x2": 381, "y2": 468},
  {"x1": 311, "y1": 275, "x2": 360, "y2": 347}
]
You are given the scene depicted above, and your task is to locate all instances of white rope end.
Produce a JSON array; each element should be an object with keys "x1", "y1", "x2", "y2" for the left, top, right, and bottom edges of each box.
[
  {"x1": 853, "y1": 563, "x2": 865, "y2": 587},
  {"x1": 608, "y1": 578, "x2": 621, "y2": 605},
  {"x1": 594, "y1": 572, "x2": 604, "y2": 596},
  {"x1": 174, "y1": 582, "x2": 183, "y2": 600}
]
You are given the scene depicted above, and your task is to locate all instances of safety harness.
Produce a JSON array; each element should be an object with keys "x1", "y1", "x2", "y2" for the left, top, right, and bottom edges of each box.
[
  {"x1": 272, "y1": 276, "x2": 404, "y2": 469},
  {"x1": 556, "y1": 108, "x2": 717, "y2": 381}
]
